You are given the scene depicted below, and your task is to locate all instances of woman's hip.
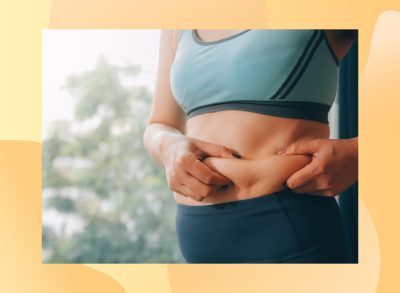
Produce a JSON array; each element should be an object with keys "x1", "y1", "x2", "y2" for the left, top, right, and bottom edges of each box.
[{"x1": 175, "y1": 188, "x2": 349, "y2": 263}]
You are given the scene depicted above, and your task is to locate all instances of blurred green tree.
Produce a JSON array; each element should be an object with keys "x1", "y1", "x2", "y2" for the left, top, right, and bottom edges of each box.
[{"x1": 42, "y1": 55, "x2": 183, "y2": 263}]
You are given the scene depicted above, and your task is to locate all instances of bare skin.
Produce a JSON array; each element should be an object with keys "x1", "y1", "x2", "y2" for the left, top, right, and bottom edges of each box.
[
  {"x1": 143, "y1": 29, "x2": 357, "y2": 206},
  {"x1": 175, "y1": 111, "x2": 326, "y2": 205}
]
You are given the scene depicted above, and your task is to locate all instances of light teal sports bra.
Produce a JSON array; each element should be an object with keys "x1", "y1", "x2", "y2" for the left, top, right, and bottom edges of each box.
[{"x1": 170, "y1": 29, "x2": 339, "y2": 124}]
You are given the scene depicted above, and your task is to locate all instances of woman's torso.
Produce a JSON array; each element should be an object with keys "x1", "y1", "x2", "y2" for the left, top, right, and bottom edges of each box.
[{"x1": 170, "y1": 29, "x2": 339, "y2": 206}]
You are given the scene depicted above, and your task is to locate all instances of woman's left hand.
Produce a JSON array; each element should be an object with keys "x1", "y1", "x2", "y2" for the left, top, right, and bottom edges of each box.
[{"x1": 277, "y1": 137, "x2": 358, "y2": 196}]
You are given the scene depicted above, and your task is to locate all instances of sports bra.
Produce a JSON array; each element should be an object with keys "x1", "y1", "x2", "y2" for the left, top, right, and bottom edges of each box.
[{"x1": 170, "y1": 29, "x2": 339, "y2": 124}]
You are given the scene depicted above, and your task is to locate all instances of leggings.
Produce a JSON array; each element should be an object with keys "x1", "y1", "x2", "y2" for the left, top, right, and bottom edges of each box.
[{"x1": 175, "y1": 188, "x2": 350, "y2": 263}]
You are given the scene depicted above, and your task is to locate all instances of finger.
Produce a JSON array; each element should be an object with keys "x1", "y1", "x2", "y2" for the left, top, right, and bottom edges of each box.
[
  {"x1": 286, "y1": 161, "x2": 319, "y2": 190},
  {"x1": 291, "y1": 181, "x2": 317, "y2": 194},
  {"x1": 177, "y1": 184, "x2": 205, "y2": 201},
  {"x1": 291, "y1": 175, "x2": 326, "y2": 194},
  {"x1": 193, "y1": 138, "x2": 242, "y2": 159},
  {"x1": 182, "y1": 171, "x2": 218, "y2": 198},
  {"x1": 187, "y1": 158, "x2": 232, "y2": 186},
  {"x1": 278, "y1": 139, "x2": 319, "y2": 156},
  {"x1": 293, "y1": 174, "x2": 336, "y2": 194}
]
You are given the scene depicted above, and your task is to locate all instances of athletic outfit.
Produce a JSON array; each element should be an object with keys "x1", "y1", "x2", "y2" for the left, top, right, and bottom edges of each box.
[{"x1": 170, "y1": 29, "x2": 350, "y2": 263}]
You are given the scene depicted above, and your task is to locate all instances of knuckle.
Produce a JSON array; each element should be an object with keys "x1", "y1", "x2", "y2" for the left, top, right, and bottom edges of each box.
[
  {"x1": 197, "y1": 187, "x2": 206, "y2": 198},
  {"x1": 201, "y1": 186, "x2": 213, "y2": 197},
  {"x1": 193, "y1": 195, "x2": 203, "y2": 201},
  {"x1": 198, "y1": 191, "x2": 207, "y2": 198}
]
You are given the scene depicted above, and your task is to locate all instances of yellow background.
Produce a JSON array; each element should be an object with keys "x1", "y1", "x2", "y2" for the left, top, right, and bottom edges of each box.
[{"x1": 1, "y1": 0, "x2": 399, "y2": 291}]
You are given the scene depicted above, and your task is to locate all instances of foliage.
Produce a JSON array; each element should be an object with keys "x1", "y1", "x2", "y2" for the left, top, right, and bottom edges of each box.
[{"x1": 42, "y1": 55, "x2": 183, "y2": 263}]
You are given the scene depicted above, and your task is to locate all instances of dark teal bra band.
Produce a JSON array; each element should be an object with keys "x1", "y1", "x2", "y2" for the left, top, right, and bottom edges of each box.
[{"x1": 186, "y1": 100, "x2": 331, "y2": 123}]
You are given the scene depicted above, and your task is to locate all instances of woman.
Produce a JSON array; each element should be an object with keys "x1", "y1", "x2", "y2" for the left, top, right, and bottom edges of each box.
[{"x1": 143, "y1": 29, "x2": 358, "y2": 263}]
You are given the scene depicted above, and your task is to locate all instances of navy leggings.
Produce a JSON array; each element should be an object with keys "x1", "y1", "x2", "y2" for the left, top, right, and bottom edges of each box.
[{"x1": 175, "y1": 188, "x2": 350, "y2": 263}]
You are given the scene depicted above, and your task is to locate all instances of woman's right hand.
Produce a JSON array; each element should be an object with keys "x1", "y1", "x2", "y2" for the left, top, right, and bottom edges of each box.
[{"x1": 160, "y1": 133, "x2": 241, "y2": 201}]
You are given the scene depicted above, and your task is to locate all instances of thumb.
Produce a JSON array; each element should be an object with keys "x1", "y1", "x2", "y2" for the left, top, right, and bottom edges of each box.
[
  {"x1": 278, "y1": 139, "x2": 319, "y2": 156},
  {"x1": 194, "y1": 139, "x2": 241, "y2": 159}
]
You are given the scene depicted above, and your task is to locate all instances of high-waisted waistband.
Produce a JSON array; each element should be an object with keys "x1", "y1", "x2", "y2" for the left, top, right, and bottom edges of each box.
[{"x1": 175, "y1": 188, "x2": 349, "y2": 263}]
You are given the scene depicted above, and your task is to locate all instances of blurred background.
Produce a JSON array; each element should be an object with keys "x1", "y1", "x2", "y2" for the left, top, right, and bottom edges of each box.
[{"x1": 42, "y1": 30, "x2": 184, "y2": 263}]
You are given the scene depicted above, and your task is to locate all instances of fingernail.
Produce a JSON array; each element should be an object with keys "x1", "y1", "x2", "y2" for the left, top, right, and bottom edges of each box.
[
  {"x1": 276, "y1": 148, "x2": 287, "y2": 155},
  {"x1": 232, "y1": 152, "x2": 242, "y2": 159}
]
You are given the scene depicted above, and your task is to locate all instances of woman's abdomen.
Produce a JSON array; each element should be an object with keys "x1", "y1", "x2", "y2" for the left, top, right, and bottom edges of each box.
[{"x1": 174, "y1": 110, "x2": 329, "y2": 206}]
